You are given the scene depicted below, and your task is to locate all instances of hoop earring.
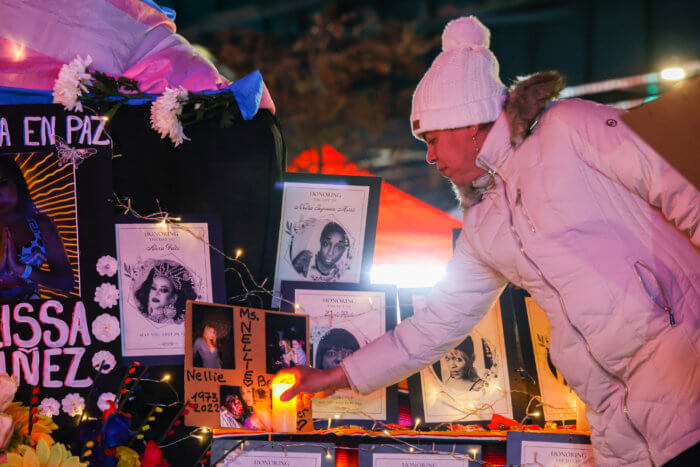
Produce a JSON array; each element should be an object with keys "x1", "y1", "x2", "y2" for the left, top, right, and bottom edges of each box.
[{"x1": 472, "y1": 130, "x2": 480, "y2": 153}]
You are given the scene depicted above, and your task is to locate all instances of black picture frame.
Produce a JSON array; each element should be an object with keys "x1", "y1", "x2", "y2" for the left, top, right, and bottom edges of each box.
[
  {"x1": 272, "y1": 172, "x2": 381, "y2": 304},
  {"x1": 280, "y1": 281, "x2": 398, "y2": 429},
  {"x1": 506, "y1": 432, "x2": 593, "y2": 465},
  {"x1": 114, "y1": 214, "x2": 226, "y2": 365},
  {"x1": 210, "y1": 439, "x2": 336, "y2": 466},
  {"x1": 359, "y1": 443, "x2": 482, "y2": 466},
  {"x1": 398, "y1": 287, "x2": 528, "y2": 428}
]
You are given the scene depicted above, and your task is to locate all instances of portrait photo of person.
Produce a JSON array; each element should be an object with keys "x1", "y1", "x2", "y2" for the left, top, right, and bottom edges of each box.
[
  {"x1": 134, "y1": 260, "x2": 198, "y2": 325},
  {"x1": 314, "y1": 328, "x2": 360, "y2": 370},
  {"x1": 265, "y1": 312, "x2": 308, "y2": 374},
  {"x1": 291, "y1": 221, "x2": 351, "y2": 282},
  {"x1": 219, "y1": 385, "x2": 271, "y2": 430},
  {"x1": 191, "y1": 303, "x2": 235, "y2": 370},
  {"x1": 0, "y1": 155, "x2": 75, "y2": 301},
  {"x1": 431, "y1": 336, "x2": 485, "y2": 393}
]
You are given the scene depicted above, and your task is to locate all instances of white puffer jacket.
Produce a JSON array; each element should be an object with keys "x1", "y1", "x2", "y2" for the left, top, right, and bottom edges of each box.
[{"x1": 342, "y1": 81, "x2": 699, "y2": 466}]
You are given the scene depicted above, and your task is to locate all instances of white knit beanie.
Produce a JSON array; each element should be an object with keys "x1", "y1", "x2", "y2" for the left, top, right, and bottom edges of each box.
[{"x1": 411, "y1": 16, "x2": 506, "y2": 139}]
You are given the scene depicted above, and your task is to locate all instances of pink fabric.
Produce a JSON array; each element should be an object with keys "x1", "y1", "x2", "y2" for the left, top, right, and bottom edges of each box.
[
  {"x1": 342, "y1": 98, "x2": 699, "y2": 466},
  {"x1": 0, "y1": 0, "x2": 275, "y2": 112}
]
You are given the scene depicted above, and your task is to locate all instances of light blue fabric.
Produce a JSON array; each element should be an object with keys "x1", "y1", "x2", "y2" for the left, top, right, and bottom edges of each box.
[
  {"x1": 228, "y1": 70, "x2": 263, "y2": 121},
  {"x1": 0, "y1": 71, "x2": 265, "y2": 121},
  {"x1": 138, "y1": 0, "x2": 176, "y2": 21}
]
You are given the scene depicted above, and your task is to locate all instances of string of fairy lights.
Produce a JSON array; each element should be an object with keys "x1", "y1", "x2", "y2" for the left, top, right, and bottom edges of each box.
[{"x1": 108, "y1": 195, "x2": 590, "y2": 465}]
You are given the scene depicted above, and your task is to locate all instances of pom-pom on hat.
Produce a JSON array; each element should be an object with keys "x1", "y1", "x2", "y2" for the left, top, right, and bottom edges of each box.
[{"x1": 411, "y1": 16, "x2": 506, "y2": 139}]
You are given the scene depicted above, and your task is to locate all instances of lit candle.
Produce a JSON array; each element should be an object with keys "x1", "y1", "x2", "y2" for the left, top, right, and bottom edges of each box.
[{"x1": 271, "y1": 374, "x2": 297, "y2": 433}]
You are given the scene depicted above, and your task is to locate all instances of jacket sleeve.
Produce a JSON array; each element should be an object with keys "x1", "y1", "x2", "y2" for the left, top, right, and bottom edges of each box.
[
  {"x1": 340, "y1": 233, "x2": 507, "y2": 395},
  {"x1": 565, "y1": 99, "x2": 700, "y2": 246}
]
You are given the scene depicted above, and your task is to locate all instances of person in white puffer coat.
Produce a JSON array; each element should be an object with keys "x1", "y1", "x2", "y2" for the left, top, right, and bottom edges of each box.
[{"x1": 278, "y1": 16, "x2": 699, "y2": 466}]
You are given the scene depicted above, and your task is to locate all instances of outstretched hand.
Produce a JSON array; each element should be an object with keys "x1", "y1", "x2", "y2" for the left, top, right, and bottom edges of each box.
[{"x1": 277, "y1": 365, "x2": 350, "y2": 402}]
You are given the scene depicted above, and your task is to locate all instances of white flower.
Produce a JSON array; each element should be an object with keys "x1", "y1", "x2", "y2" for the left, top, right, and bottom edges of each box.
[
  {"x1": 94, "y1": 283, "x2": 119, "y2": 309},
  {"x1": 96, "y1": 255, "x2": 118, "y2": 277},
  {"x1": 39, "y1": 397, "x2": 60, "y2": 418},
  {"x1": 61, "y1": 393, "x2": 85, "y2": 417},
  {"x1": 52, "y1": 55, "x2": 93, "y2": 112},
  {"x1": 150, "y1": 86, "x2": 190, "y2": 146},
  {"x1": 97, "y1": 392, "x2": 117, "y2": 412},
  {"x1": 92, "y1": 313, "x2": 121, "y2": 343},
  {"x1": 92, "y1": 350, "x2": 117, "y2": 374}
]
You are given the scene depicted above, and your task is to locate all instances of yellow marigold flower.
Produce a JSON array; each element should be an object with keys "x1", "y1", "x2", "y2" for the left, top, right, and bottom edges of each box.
[
  {"x1": 4, "y1": 402, "x2": 57, "y2": 450},
  {"x1": 0, "y1": 440, "x2": 87, "y2": 467},
  {"x1": 115, "y1": 446, "x2": 141, "y2": 467}
]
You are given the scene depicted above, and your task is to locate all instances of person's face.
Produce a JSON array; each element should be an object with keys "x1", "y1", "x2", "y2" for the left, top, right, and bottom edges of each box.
[
  {"x1": 321, "y1": 346, "x2": 353, "y2": 369},
  {"x1": 279, "y1": 340, "x2": 288, "y2": 351},
  {"x1": 149, "y1": 276, "x2": 177, "y2": 312},
  {"x1": 423, "y1": 126, "x2": 490, "y2": 188},
  {"x1": 0, "y1": 168, "x2": 18, "y2": 216},
  {"x1": 292, "y1": 340, "x2": 300, "y2": 350},
  {"x1": 319, "y1": 232, "x2": 346, "y2": 268},
  {"x1": 203, "y1": 326, "x2": 217, "y2": 344},
  {"x1": 444, "y1": 349, "x2": 471, "y2": 379},
  {"x1": 241, "y1": 386, "x2": 254, "y2": 406}
]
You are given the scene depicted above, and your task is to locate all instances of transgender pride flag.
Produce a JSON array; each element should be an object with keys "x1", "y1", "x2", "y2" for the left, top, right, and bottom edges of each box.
[{"x1": 0, "y1": 0, "x2": 275, "y2": 112}]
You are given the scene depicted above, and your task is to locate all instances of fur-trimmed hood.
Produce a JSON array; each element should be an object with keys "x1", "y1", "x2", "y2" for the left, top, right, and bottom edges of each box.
[{"x1": 504, "y1": 71, "x2": 566, "y2": 147}]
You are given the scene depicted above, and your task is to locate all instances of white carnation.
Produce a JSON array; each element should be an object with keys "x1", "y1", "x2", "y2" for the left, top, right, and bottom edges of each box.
[
  {"x1": 92, "y1": 350, "x2": 117, "y2": 374},
  {"x1": 92, "y1": 313, "x2": 121, "y2": 343},
  {"x1": 39, "y1": 397, "x2": 61, "y2": 417},
  {"x1": 52, "y1": 55, "x2": 93, "y2": 112},
  {"x1": 61, "y1": 393, "x2": 85, "y2": 417},
  {"x1": 94, "y1": 283, "x2": 119, "y2": 309},
  {"x1": 97, "y1": 392, "x2": 117, "y2": 412},
  {"x1": 96, "y1": 255, "x2": 118, "y2": 277},
  {"x1": 150, "y1": 86, "x2": 191, "y2": 146}
]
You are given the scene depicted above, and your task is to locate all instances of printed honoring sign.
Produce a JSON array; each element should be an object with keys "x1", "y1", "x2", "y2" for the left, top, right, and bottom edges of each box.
[
  {"x1": 280, "y1": 282, "x2": 399, "y2": 426},
  {"x1": 358, "y1": 444, "x2": 481, "y2": 467},
  {"x1": 272, "y1": 174, "x2": 381, "y2": 305},
  {"x1": 210, "y1": 440, "x2": 335, "y2": 466},
  {"x1": 371, "y1": 453, "x2": 470, "y2": 467},
  {"x1": 412, "y1": 296, "x2": 512, "y2": 423},
  {"x1": 520, "y1": 439, "x2": 594, "y2": 466},
  {"x1": 116, "y1": 222, "x2": 214, "y2": 358},
  {"x1": 216, "y1": 449, "x2": 322, "y2": 466}
]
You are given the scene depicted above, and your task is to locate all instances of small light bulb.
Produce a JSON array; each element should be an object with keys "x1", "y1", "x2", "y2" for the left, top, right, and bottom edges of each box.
[
  {"x1": 201, "y1": 427, "x2": 210, "y2": 433},
  {"x1": 334, "y1": 414, "x2": 340, "y2": 419},
  {"x1": 531, "y1": 411, "x2": 540, "y2": 417},
  {"x1": 161, "y1": 374, "x2": 171, "y2": 382},
  {"x1": 409, "y1": 447, "x2": 414, "y2": 452},
  {"x1": 235, "y1": 249, "x2": 243, "y2": 259},
  {"x1": 660, "y1": 67, "x2": 686, "y2": 80},
  {"x1": 325, "y1": 449, "x2": 332, "y2": 459},
  {"x1": 193, "y1": 435, "x2": 204, "y2": 441},
  {"x1": 383, "y1": 430, "x2": 390, "y2": 436},
  {"x1": 158, "y1": 220, "x2": 167, "y2": 228},
  {"x1": 294, "y1": 303, "x2": 300, "y2": 310}
]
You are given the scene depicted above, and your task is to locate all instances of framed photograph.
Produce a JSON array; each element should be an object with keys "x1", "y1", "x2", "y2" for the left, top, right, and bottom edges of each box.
[
  {"x1": 506, "y1": 432, "x2": 593, "y2": 466},
  {"x1": 524, "y1": 298, "x2": 578, "y2": 422},
  {"x1": 210, "y1": 439, "x2": 336, "y2": 466},
  {"x1": 359, "y1": 443, "x2": 482, "y2": 466},
  {"x1": 272, "y1": 173, "x2": 381, "y2": 303},
  {"x1": 115, "y1": 216, "x2": 225, "y2": 363},
  {"x1": 184, "y1": 302, "x2": 312, "y2": 430},
  {"x1": 399, "y1": 288, "x2": 514, "y2": 426},
  {"x1": 280, "y1": 281, "x2": 398, "y2": 428}
]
